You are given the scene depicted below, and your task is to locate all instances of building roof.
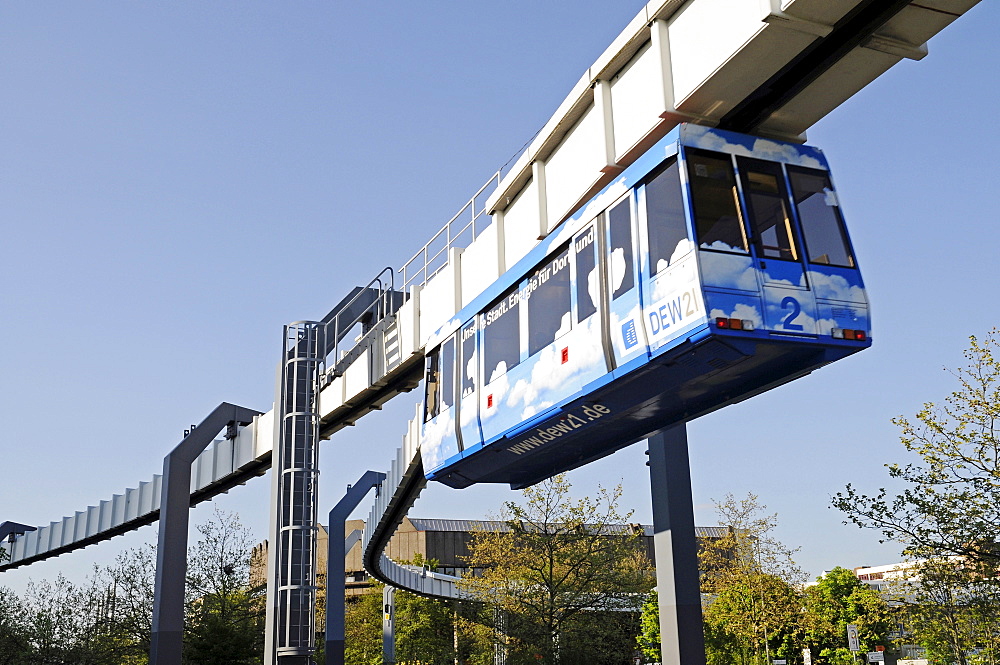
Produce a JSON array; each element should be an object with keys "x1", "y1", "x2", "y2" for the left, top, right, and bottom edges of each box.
[{"x1": 407, "y1": 518, "x2": 728, "y2": 539}]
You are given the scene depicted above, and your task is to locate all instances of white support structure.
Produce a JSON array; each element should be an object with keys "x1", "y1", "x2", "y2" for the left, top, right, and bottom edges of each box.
[{"x1": 1, "y1": 414, "x2": 272, "y2": 570}]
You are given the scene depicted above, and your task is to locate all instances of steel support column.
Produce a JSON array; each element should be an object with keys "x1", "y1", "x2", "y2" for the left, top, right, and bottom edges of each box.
[
  {"x1": 149, "y1": 402, "x2": 261, "y2": 665},
  {"x1": 647, "y1": 424, "x2": 706, "y2": 665},
  {"x1": 325, "y1": 471, "x2": 386, "y2": 665},
  {"x1": 266, "y1": 321, "x2": 325, "y2": 665},
  {"x1": 382, "y1": 585, "x2": 396, "y2": 664}
]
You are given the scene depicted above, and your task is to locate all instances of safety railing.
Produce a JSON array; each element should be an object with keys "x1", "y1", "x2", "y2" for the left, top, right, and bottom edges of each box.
[
  {"x1": 399, "y1": 171, "x2": 500, "y2": 293},
  {"x1": 324, "y1": 267, "x2": 398, "y2": 371},
  {"x1": 399, "y1": 129, "x2": 538, "y2": 293}
]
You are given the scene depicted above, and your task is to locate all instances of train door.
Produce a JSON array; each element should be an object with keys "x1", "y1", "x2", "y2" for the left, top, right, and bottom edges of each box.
[
  {"x1": 735, "y1": 157, "x2": 818, "y2": 334},
  {"x1": 421, "y1": 334, "x2": 459, "y2": 473},
  {"x1": 604, "y1": 193, "x2": 648, "y2": 368},
  {"x1": 638, "y1": 156, "x2": 705, "y2": 354}
]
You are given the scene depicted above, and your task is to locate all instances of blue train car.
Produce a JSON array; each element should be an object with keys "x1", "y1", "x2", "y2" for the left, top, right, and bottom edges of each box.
[{"x1": 420, "y1": 124, "x2": 870, "y2": 490}]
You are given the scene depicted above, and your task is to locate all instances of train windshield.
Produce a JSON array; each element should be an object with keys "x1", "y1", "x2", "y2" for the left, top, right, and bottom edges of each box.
[
  {"x1": 687, "y1": 149, "x2": 748, "y2": 254},
  {"x1": 738, "y1": 157, "x2": 799, "y2": 262},
  {"x1": 787, "y1": 166, "x2": 855, "y2": 268}
]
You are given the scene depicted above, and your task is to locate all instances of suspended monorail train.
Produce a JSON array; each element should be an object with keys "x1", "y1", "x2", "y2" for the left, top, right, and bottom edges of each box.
[{"x1": 420, "y1": 124, "x2": 870, "y2": 490}]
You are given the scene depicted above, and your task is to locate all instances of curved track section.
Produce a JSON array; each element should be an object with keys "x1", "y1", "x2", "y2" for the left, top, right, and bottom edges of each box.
[{"x1": 360, "y1": 408, "x2": 462, "y2": 599}]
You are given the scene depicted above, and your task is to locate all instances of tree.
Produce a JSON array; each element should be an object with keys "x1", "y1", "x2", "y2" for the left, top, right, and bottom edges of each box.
[
  {"x1": 637, "y1": 495, "x2": 808, "y2": 665},
  {"x1": 698, "y1": 493, "x2": 806, "y2": 665},
  {"x1": 460, "y1": 475, "x2": 651, "y2": 665},
  {"x1": 183, "y1": 508, "x2": 264, "y2": 665},
  {"x1": 97, "y1": 543, "x2": 158, "y2": 663},
  {"x1": 343, "y1": 584, "x2": 383, "y2": 665},
  {"x1": 0, "y1": 586, "x2": 28, "y2": 665},
  {"x1": 636, "y1": 590, "x2": 660, "y2": 663},
  {"x1": 833, "y1": 330, "x2": 1000, "y2": 566},
  {"x1": 888, "y1": 555, "x2": 1000, "y2": 665},
  {"x1": 833, "y1": 330, "x2": 1000, "y2": 663},
  {"x1": 801, "y1": 567, "x2": 892, "y2": 664}
]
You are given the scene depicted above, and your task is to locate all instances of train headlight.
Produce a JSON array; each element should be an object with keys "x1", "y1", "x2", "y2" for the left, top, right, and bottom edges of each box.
[
  {"x1": 832, "y1": 328, "x2": 866, "y2": 341},
  {"x1": 715, "y1": 318, "x2": 755, "y2": 331}
]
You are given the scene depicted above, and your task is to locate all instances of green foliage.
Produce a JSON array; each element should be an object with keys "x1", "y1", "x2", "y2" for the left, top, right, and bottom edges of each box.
[
  {"x1": 833, "y1": 330, "x2": 1000, "y2": 662},
  {"x1": 0, "y1": 509, "x2": 264, "y2": 665},
  {"x1": 183, "y1": 509, "x2": 264, "y2": 665},
  {"x1": 801, "y1": 567, "x2": 892, "y2": 664},
  {"x1": 834, "y1": 330, "x2": 1000, "y2": 565},
  {"x1": 0, "y1": 585, "x2": 28, "y2": 665},
  {"x1": 461, "y1": 475, "x2": 651, "y2": 664},
  {"x1": 395, "y1": 591, "x2": 456, "y2": 663},
  {"x1": 895, "y1": 556, "x2": 1000, "y2": 665},
  {"x1": 636, "y1": 591, "x2": 660, "y2": 662},
  {"x1": 343, "y1": 584, "x2": 383, "y2": 665},
  {"x1": 699, "y1": 493, "x2": 805, "y2": 665}
]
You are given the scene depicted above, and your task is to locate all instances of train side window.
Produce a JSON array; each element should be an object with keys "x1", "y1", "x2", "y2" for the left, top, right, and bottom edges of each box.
[
  {"x1": 608, "y1": 198, "x2": 635, "y2": 299},
  {"x1": 737, "y1": 157, "x2": 799, "y2": 262},
  {"x1": 687, "y1": 149, "x2": 748, "y2": 254},
  {"x1": 573, "y1": 226, "x2": 598, "y2": 323},
  {"x1": 645, "y1": 158, "x2": 690, "y2": 274},
  {"x1": 440, "y1": 336, "x2": 455, "y2": 410},
  {"x1": 423, "y1": 350, "x2": 440, "y2": 422},
  {"x1": 460, "y1": 320, "x2": 477, "y2": 398},
  {"x1": 482, "y1": 287, "x2": 520, "y2": 383},
  {"x1": 787, "y1": 166, "x2": 856, "y2": 268},
  {"x1": 527, "y1": 245, "x2": 572, "y2": 356},
  {"x1": 423, "y1": 337, "x2": 454, "y2": 422}
]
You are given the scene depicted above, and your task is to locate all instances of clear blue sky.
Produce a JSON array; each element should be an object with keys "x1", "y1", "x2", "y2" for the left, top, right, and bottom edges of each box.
[{"x1": 2, "y1": 2, "x2": 998, "y2": 593}]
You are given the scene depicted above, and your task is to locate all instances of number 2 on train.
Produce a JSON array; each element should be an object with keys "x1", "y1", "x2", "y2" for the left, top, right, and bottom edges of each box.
[{"x1": 780, "y1": 296, "x2": 804, "y2": 331}]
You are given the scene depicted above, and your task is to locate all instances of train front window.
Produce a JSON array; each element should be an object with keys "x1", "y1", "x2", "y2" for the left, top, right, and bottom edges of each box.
[
  {"x1": 788, "y1": 166, "x2": 855, "y2": 268},
  {"x1": 738, "y1": 157, "x2": 798, "y2": 262},
  {"x1": 527, "y1": 245, "x2": 571, "y2": 356},
  {"x1": 687, "y1": 150, "x2": 748, "y2": 254},
  {"x1": 645, "y1": 158, "x2": 690, "y2": 274},
  {"x1": 483, "y1": 288, "x2": 520, "y2": 383},
  {"x1": 608, "y1": 198, "x2": 635, "y2": 299}
]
